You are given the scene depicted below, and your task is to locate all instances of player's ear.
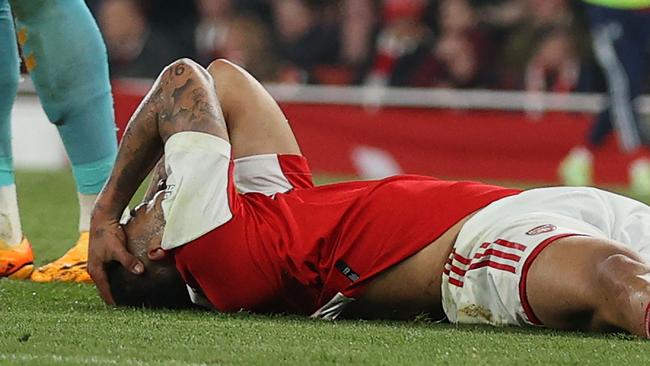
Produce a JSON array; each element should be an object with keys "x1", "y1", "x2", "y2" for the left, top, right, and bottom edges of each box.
[{"x1": 147, "y1": 246, "x2": 167, "y2": 261}]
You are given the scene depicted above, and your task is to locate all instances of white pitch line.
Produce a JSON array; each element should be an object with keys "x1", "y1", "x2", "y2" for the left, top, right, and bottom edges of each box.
[{"x1": 0, "y1": 353, "x2": 209, "y2": 366}]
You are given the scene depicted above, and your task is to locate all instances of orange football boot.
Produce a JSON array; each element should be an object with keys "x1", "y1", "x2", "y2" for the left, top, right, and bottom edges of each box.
[
  {"x1": 30, "y1": 232, "x2": 92, "y2": 283},
  {"x1": 0, "y1": 238, "x2": 34, "y2": 279}
]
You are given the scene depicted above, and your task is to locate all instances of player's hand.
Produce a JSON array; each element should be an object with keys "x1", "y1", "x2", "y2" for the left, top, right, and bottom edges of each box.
[{"x1": 88, "y1": 217, "x2": 143, "y2": 305}]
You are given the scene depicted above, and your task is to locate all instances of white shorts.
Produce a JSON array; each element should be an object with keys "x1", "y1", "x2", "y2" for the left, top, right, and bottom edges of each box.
[{"x1": 442, "y1": 186, "x2": 650, "y2": 327}]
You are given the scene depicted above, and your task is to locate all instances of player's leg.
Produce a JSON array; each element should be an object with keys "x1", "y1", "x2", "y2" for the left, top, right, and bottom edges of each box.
[
  {"x1": 588, "y1": 6, "x2": 644, "y2": 153},
  {"x1": 0, "y1": 0, "x2": 33, "y2": 279},
  {"x1": 9, "y1": 0, "x2": 118, "y2": 282},
  {"x1": 588, "y1": 108, "x2": 615, "y2": 148},
  {"x1": 557, "y1": 109, "x2": 612, "y2": 187},
  {"x1": 586, "y1": 5, "x2": 650, "y2": 195},
  {"x1": 525, "y1": 235, "x2": 650, "y2": 337}
]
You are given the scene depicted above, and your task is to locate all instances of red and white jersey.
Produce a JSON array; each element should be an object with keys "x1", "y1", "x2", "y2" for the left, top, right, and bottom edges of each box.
[{"x1": 161, "y1": 132, "x2": 521, "y2": 315}]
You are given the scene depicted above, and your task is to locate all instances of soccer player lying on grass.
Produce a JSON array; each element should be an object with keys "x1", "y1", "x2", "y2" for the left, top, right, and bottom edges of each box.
[{"x1": 90, "y1": 58, "x2": 650, "y2": 339}]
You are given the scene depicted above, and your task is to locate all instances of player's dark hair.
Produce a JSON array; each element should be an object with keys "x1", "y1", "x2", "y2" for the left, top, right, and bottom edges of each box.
[
  {"x1": 107, "y1": 259, "x2": 194, "y2": 309},
  {"x1": 106, "y1": 211, "x2": 195, "y2": 310}
]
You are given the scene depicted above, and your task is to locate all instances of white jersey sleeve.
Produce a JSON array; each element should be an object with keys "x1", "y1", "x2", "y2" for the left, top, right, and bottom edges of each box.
[
  {"x1": 160, "y1": 132, "x2": 233, "y2": 250},
  {"x1": 233, "y1": 154, "x2": 295, "y2": 195}
]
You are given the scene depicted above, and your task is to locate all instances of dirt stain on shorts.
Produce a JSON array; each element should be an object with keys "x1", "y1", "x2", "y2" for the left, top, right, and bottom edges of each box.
[{"x1": 458, "y1": 304, "x2": 493, "y2": 322}]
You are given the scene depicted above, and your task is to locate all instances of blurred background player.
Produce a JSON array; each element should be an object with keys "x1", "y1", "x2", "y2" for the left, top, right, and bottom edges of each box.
[
  {"x1": 560, "y1": 0, "x2": 650, "y2": 194},
  {"x1": 0, "y1": 0, "x2": 117, "y2": 281}
]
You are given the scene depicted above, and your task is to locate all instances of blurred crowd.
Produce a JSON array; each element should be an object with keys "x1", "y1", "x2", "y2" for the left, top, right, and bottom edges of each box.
[{"x1": 90, "y1": 0, "x2": 610, "y2": 92}]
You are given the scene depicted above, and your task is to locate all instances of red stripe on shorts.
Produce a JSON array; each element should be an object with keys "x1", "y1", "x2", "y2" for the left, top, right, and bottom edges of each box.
[
  {"x1": 474, "y1": 248, "x2": 521, "y2": 262},
  {"x1": 494, "y1": 239, "x2": 527, "y2": 251},
  {"x1": 467, "y1": 260, "x2": 516, "y2": 273},
  {"x1": 449, "y1": 277, "x2": 464, "y2": 287},
  {"x1": 453, "y1": 252, "x2": 471, "y2": 265},
  {"x1": 449, "y1": 264, "x2": 466, "y2": 276},
  {"x1": 518, "y1": 233, "x2": 584, "y2": 326}
]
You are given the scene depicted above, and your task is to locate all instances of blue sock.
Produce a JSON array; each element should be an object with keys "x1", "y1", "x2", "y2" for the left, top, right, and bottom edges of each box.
[
  {"x1": 0, "y1": 0, "x2": 18, "y2": 187},
  {"x1": 11, "y1": 0, "x2": 117, "y2": 194}
]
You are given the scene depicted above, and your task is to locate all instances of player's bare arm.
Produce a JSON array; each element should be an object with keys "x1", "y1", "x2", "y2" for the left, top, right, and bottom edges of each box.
[
  {"x1": 89, "y1": 58, "x2": 229, "y2": 304},
  {"x1": 92, "y1": 57, "x2": 304, "y2": 304},
  {"x1": 141, "y1": 59, "x2": 301, "y2": 203},
  {"x1": 101, "y1": 58, "x2": 315, "y2": 308},
  {"x1": 205, "y1": 59, "x2": 301, "y2": 158}
]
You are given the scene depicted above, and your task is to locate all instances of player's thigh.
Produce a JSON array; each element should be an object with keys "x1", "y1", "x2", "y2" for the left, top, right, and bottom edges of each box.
[
  {"x1": 206, "y1": 59, "x2": 301, "y2": 158},
  {"x1": 525, "y1": 235, "x2": 638, "y2": 331},
  {"x1": 600, "y1": 190, "x2": 650, "y2": 260}
]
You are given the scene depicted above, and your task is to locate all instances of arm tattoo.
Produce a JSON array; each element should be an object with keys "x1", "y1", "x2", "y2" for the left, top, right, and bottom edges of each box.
[
  {"x1": 95, "y1": 60, "x2": 228, "y2": 219},
  {"x1": 157, "y1": 70, "x2": 227, "y2": 141},
  {"x1": 174, "y1": 64, "x2": 185, "y2": 76}
]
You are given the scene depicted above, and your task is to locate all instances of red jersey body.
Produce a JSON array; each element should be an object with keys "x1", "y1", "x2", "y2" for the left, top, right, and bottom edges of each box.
[{"x1": 172, "y1": 154, "x2": 520, "y2": 315}]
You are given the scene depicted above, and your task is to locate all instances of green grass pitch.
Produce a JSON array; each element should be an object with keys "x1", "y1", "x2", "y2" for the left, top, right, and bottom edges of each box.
[{"x1": 2, "y1": 170, "x2": 650, "y2": 365}]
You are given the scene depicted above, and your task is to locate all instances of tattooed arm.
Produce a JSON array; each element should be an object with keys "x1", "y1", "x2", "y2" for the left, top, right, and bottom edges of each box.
[{"x1": 89, "y1": 58, "x2": 229, "y2": 304}]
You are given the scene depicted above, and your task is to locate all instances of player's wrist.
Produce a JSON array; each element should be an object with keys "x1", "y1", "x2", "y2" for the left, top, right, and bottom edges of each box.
[
  {"x1": 93, "y1": 185, "x2": 131, "y2": 221},
  {"x1": 91, "y1": 198, "x2": 123, "y2": 223}
]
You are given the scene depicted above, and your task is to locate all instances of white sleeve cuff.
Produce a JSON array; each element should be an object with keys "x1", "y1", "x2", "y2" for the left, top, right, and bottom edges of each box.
[{"x1": 164, "y1": 131, "x2": 231, "y2": 159}]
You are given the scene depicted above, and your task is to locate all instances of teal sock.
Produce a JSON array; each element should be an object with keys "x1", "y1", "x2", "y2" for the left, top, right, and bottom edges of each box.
[
  {"x1": 11, "y1": 0, "x2": 117, "y2": 194},
  {"x1": 0, "y1": 0, "x2": 18, "y2": 187}
]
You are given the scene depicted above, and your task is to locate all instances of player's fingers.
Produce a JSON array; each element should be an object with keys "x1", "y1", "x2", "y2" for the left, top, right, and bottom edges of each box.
[
  {"x1": 113, "y1": 244, "x2": 145, "y2": 275},
  {"x1": 87, "y1": 249, "x2": 104, "y2": 285},
  {"x1": 90, "y1": 267, "x2": 115, "y2": 305}
]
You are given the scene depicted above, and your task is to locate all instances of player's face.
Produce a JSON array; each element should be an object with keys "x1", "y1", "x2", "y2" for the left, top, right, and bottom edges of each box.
[{"x1": 123, "y1": 191, "x2": 166, "y2": 258}]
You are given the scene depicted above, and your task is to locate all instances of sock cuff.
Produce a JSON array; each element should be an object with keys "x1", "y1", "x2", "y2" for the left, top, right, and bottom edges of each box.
[
  {"x1": 0, "y1": 184, "x2": 22, "y2": 245},
  {"x1": 78, "y1": 192, "x2": 97, "y2": 232},
  {"x1": 71, "y1": 154, "x2": 115, "y2": 195},
  {"x1": 0, "y1": 156, "x2": 15, "y2": 186}
]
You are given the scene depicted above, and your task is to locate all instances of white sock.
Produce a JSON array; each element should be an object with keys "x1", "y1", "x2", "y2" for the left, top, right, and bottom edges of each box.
[
  {"x1": 78, "y1": 193, "x2": 98, "y2": 233},
  {"x1": 0, "y1": 184, "x2": 23, "y2": 246}
]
